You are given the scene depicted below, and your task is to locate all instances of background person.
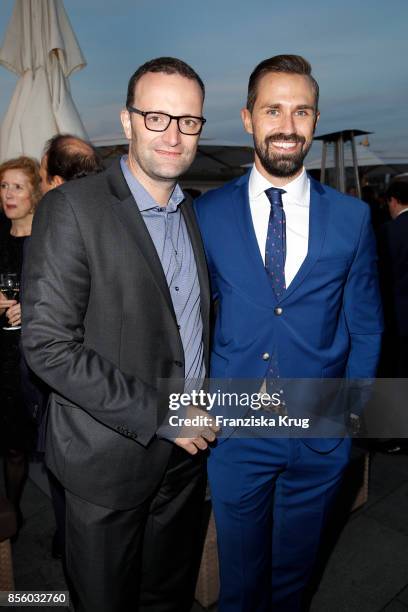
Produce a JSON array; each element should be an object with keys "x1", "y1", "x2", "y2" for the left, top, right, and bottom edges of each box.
[
  {"x1": 0, "y1": 156, "x2": 42, "y2": 536},
  {"x1": 378, "y1": 181, "x2": 408, "y2": 377},
  {"x1": 39, "y1": 134, "x2": 104, "y2": 193},
  {"x1": 33, "y1": 133, "x2": 104, "y2": 561},
  {"x1": 376, "y1": 181, "x2": 408, "y2": 454}
]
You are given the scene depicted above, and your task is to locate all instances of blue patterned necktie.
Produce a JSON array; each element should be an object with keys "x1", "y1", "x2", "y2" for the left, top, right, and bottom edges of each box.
[
  {"x1": 264, "y1": 187, "x2": 287, "y2": 388},
  {"x1": 265, "y1": 187, "x2": 287, "y2": 300}
]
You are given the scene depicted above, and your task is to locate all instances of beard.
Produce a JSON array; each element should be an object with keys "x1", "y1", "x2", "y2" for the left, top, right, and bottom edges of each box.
[{"x1": 254, "y1": 132, "x2": 313, "y2": 178}]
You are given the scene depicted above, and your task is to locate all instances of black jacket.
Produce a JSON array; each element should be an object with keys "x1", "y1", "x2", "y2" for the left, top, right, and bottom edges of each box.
[{"x1": 378, "y1": 211, "x2": 408, "y2": 337}]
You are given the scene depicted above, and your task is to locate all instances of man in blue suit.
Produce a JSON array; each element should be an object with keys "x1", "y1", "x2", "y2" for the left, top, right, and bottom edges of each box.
[{"x1": 194, "y1": 55, "x2": 383, "y2": 611}]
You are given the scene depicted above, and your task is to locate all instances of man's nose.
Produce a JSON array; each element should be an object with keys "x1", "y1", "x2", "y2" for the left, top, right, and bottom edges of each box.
[
  {"x1": 279, "y1": 112, "x2": 296, "y2": 134},
  {"x1": 162, "y1": 118, "x2": 181, "y2": 146}
]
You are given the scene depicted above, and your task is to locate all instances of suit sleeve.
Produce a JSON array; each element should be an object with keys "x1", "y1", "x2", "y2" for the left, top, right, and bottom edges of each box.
[
  {"x1": 21, "y1": 190, "x2": 158, "y2": 447},
  {"x1": 344, "y1": 206, "x2": 383, "y2": 379}
]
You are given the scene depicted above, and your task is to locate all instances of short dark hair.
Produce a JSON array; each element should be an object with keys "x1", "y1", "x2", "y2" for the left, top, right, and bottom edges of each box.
[
  {"x1": 43, "y1": 134, "x2": 104, "y2": 182},
  {"x1": 247, "y1": 54, "x2": 319, "y2": 112},
  {"x1": 126, "y1": 57, "x2": 205, "y2": 108},
  {"x1": 386, "y1": 181, "x2": 408, "y2": 205}
]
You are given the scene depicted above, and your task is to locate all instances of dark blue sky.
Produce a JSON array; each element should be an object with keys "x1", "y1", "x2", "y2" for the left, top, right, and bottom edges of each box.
[{"x1": 1, "y1": 0, "x2": 407, "y2": 157}]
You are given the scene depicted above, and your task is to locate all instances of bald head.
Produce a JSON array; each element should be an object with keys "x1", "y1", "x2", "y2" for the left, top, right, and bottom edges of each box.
[
  {"x1": 40, "y1": 134, "x2": 104, "y2": 194},
  {"x1": 62, "y1": 136, "x2": 94, "y2": 156}
]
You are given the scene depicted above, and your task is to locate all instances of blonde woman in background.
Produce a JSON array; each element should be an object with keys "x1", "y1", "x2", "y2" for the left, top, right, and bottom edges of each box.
[{"x1": 0, "y1": 156, "x2": 41, "y2": 536}]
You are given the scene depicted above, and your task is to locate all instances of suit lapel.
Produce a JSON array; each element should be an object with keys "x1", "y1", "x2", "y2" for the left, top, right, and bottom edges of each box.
[
  {"x1": 106, "y1": 160, "x2": 210, "y2": 357},
  {"x1": 106, "y1": 161, "x2": 176, "y2": 319},
  {"x1": 281, "y1": 176, "x2": 329, "y2": 301},
  {"x1": 181, "y1": 198, "x2": 210, "y2": 363},
  {"x1": 232, "y1": 174, "x2": 278, "y2": 306},
  {"x1": 231, "y1": 172, "x2": 330, "y2": 306}
]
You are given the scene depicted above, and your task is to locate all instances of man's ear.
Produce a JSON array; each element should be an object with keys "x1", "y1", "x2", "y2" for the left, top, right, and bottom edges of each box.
[
  {"x1": 241, "y1": 108, "x2": 253, "y2": 135},
  {"x1": 51, "y1": 175, "x2": 64, "y2": 188},
  {"x1": 314, "y1": 110, "x2": 320, "y2": 131},
  {"x1": 120, "y1": 108, "x2": 132, "y2": 140}
]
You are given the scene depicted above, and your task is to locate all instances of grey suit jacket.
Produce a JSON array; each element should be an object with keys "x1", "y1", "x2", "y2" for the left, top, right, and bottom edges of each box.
[{"x1": 22, "y1": 160, "x2": 210, "y2": 509}]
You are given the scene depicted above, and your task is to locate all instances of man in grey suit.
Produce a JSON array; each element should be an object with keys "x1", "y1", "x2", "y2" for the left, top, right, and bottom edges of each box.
[{"x1": 22, "y1": 57, "x2": 217, "y2": 612}]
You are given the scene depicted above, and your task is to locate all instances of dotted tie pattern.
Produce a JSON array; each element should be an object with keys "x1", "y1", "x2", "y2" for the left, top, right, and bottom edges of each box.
[
  {"x1": 265, "y1": 187, "x2": 286, "y2": 381},
  {"x1": 264, "y1": 187, "x2": 287, "y2": 300}
]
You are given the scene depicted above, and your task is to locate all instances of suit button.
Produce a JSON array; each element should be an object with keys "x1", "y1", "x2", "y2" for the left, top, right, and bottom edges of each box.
[
  {"x1": 274, "y1": 307, "x2": 283, "y2": 316},
  {"x1": 262, "y1": 353, "x2": 270, "y2": 360},
  {"x1": 174, "y1": 360, "x2": 183, "y2": 367}
]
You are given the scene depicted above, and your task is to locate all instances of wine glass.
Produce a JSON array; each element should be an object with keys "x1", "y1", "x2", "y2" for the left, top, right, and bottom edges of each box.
[{"x1": 0, "y1": 273, "x2": 21, "y2": 330}]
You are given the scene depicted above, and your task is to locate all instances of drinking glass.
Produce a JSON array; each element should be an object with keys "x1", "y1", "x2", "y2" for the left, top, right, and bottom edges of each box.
[{"x1": 0, "y1": 273, "x2": 21, "y2": 330}]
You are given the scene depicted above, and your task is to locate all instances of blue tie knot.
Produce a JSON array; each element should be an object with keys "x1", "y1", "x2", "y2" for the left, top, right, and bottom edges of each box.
[{"x1": 265, "y1": 187, "x2": 286, "y2": 209}]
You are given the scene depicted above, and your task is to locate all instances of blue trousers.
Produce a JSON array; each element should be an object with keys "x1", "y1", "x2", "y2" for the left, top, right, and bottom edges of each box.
[{"x1": 208, "y1": 436, "x2": 351, "y2": 612}]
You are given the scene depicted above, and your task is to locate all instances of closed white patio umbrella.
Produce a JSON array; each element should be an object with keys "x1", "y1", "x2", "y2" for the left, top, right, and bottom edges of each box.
[{"x1": 0, "y1": 0, "x2": 87, "y2": 162}]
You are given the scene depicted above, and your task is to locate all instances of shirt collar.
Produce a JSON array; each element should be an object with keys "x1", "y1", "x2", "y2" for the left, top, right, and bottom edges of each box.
[
  {"x1": 120, "y1": 155, "x2": 184, "y2": 212},
  {"x1": 249, "y1": 163, "x2": 309, "y2": 206}
]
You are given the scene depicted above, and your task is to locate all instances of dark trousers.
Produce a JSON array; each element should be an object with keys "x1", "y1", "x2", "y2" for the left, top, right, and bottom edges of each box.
[
  {"x1": 64, "y1": 447, "x2": 206, "y2": 612},
  {"x1": 47, "y1": 469, "x2": 66, "y2": 554}
]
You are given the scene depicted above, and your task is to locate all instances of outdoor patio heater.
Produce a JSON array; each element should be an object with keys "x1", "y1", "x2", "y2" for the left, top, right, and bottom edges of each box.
[{"x1": 314, "y1": 129, "x2": 372, "y2": 198}]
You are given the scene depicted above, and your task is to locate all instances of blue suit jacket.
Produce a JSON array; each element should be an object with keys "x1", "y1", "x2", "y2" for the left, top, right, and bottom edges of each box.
[{"x1": 195, "y1": 172, "x2": 383, "y2": 448}]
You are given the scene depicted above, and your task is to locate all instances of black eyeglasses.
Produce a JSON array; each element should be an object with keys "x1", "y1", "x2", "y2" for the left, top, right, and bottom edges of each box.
[{"x1": 127, "y1": 106, "x2": 206, "y2": 135}]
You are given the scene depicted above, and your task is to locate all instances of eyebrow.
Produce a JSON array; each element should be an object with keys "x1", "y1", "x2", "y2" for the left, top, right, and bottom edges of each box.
[
  {"x1": 136, "y1": 109, "x2": 199, "y2": 116},
  {"x1": 260, "y1": 103, "x2": 315, "y2": 111}
]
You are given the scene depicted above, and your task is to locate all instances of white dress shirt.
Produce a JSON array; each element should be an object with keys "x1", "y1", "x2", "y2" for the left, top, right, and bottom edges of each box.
[{"x1": 248, "y1": 165, "x2": 310, "y2": 287}]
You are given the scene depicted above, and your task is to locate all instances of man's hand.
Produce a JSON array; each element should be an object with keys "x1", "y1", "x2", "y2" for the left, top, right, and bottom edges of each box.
[
  {"x1": 0, "y1": 292, "x2": 17, "y2": 317},
  {"x1": 5, "y1": 302, "x2": 21, "y2": 327},
  {"x1": 173, "y1": 404, "x2": 220, "y2": 455}
]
